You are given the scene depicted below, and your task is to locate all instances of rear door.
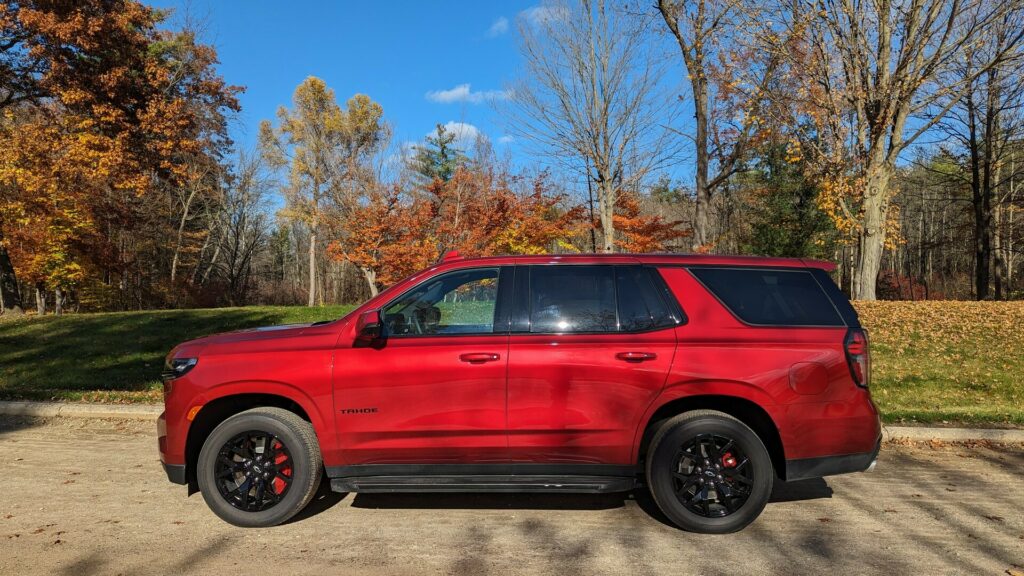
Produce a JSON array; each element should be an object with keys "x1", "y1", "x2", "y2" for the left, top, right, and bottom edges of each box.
[{"x1": 505, "y1": 265, "x2": 680, "y2": 465}]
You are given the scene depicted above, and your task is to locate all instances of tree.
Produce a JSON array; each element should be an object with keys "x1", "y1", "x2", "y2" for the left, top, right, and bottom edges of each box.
[
  {"x1": 509, "y1": 0, "x2": 675, "y2": 252},
  {"x1": 613, "y1": 191, "x2": 690, "y2": 252},
  {"x1": 739, "y1": 144, "x2": 838, "y2": 259},
  {"x1": 764, "y1": 0, "x2": 1024, "y2": 299},
  {"x1": 261, "y1": 78, "x2": 383, "y2": 306},
  {"x1": 410, "y1": 123, "x2": 467, "y2": 183},
  {"x1": 0, "y1": 0, "x2": 240, "y2": 313},
  {"x1": 657, "y1": 0, "x2": 774, "y2": 250},
  {"x1": 934, "y1": 12, "x2": 1024, "y2": 299}
]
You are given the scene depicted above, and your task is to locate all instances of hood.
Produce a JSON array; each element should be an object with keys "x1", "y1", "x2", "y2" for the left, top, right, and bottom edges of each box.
[{"x1": 171, "y1": 322, "x2": 335, "y2": 358}]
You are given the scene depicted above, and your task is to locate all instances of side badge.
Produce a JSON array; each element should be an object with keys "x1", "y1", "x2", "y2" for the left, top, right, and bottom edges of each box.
[{"x1": 340, "y1": 408, "x2": 378, "y2": 415}]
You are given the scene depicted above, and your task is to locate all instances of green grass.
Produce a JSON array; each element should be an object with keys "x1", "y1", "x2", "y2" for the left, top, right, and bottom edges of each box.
[
  {"x1": 854, "y1": 301, "x2": 1024, "y2": 427},
  {"x1": 1, "y1": 301, "x2": 1021, "y2": 427},
  {"x1": 0, "y1": 305, "x2": 354, "y2": 403}
]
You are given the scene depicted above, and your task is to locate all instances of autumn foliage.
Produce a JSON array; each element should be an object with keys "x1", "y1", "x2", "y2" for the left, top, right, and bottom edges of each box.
[{"x1": 0, "y1": 0, "x2": 239, "y2": 311}]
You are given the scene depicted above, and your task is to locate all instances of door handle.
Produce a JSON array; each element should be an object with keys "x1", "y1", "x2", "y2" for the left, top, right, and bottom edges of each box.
[
  {"x1": 459, "y1": 352, "x2": 501, "y2": 364},
  {"x1": 616, "y1": 351, "x2": 657, "y2": 362}
]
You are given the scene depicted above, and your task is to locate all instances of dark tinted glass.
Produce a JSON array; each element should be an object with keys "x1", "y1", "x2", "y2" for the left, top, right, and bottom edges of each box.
[
  {"x1": 616, "y1": 266, "x2": 677, "y2": 331},
  {"x1": 530, "y1": 266, "x2": 616, "y2": 333},
  {"x1": 689, "y1": 267, "x2": 844, "y2": 326}
]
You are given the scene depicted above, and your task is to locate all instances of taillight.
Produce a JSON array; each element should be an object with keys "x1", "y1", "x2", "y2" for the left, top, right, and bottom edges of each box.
[{"x1": 844, "y1": 328, "x2": 871, "y2": 388}]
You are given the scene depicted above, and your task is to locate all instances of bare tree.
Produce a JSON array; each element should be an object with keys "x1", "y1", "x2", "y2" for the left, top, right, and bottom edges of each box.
[
  {"x1": 934, "y1": 10, "x2": 1024, "y2": 299},
  {"x1": 508, "y1": 0, "x2": 676, "y2": 252},
  {"x1": 657, "y1": 0, "x2": 774, "y2": 250},
  {"x1": 217, "y1": 150, "x2": 270, "y2": 305},
  {"x1": 765, "y1": 0, "x2": 1024, "y2": 299}
]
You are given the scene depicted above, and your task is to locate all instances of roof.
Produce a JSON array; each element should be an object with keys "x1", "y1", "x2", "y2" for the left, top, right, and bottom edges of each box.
[{"x1": 438, "y1": 252, "x2": 836, "y2": 272}]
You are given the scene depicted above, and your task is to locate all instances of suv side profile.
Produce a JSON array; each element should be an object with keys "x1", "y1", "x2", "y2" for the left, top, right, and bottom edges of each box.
[{"x1": 158, "y1": 253, "x2": 880, "y2": 534}]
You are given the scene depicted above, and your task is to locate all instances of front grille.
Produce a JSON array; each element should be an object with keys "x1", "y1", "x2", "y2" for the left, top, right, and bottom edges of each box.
[{"x1": 160, "y1": 369, "x2": 177, "y2": 382}]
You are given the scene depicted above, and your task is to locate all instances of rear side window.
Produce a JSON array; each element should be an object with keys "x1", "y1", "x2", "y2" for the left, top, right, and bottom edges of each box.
[
  {"x1": 688, "y1": 267, "x2": 844, "y2": 327},
  {"x1": 529, "y1": 266, "x2": 617, "y2": 333},
  {"x1": 616, "y1": 266, "x2": 678, "y2": 331}
]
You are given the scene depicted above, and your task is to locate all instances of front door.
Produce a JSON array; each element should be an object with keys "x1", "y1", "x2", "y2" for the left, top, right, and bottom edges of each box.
[
  {"x1": 506, "y1": 265, "x2": 679, "y2": 465},
  {"x1": 334, "y1": 266, "x2": 512, "y2": 465}
]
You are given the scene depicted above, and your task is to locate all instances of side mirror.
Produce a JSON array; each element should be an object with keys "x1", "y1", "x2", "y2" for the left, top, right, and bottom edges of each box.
[{"x1": 354, "y1": 309, "x2": 383, "y2": 348}]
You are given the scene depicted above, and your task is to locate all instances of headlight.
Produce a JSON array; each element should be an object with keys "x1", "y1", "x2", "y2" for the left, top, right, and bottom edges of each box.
[{"x1": 162, "y1": 357, "x2": 198, "y2": 382}]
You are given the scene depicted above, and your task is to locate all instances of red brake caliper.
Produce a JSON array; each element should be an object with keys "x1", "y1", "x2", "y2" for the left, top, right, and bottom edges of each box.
[
  {"x1": 272, "y1": 440, "x2": 290, "y2": 493},
  {"x1": 721, "y1": 452, "x2": 737, "y2": 468}
]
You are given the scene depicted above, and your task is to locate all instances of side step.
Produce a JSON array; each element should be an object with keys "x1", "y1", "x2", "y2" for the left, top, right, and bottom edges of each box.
[{"x1": 330, "y1": 475, "x2": 637, "y2": 494}]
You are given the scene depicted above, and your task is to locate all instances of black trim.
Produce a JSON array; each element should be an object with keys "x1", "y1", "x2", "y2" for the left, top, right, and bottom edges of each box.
[
  {"x1": 326, "y1": 463, "x2": 637, "y2": 478},
  {"x1": 510, "y1": 264, "x2": 531, "y2": 332},
  {"x1": 163, "y1": 462, "x2": 187, "y2": 485},
  {"x1": 330, "y1": 475, "x2": 636, "y2": 494},
  {"x1": 645, "y1": 265, "x2": 688, "y2": 326},
  {"x1": 784, "y1": 436, "x2": 881, "y2": 482}
]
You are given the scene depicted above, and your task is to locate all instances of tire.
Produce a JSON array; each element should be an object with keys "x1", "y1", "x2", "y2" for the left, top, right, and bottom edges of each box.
[
  {"x1": 645, "y1": 410, "x2": 773, "y2": 534},
  {"x1": 197, "y1": 407, "x2": 322, "y2": 527}
]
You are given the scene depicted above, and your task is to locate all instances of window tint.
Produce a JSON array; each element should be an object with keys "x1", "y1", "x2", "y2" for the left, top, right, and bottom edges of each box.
[
  {"x1": 689, "y1": 267, "x2": 844, "y2": 327},
  {"x1": 384, "y1": 268, "x2": 499, "y2": 336},
  {"x1": 616, "y1": 266, "x2": 677, "y2": 331},
  {"x1": 530, "y1": 266, "x2": 616, "y2": 333}
]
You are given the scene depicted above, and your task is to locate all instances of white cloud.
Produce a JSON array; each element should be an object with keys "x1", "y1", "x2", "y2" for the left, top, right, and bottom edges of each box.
[
  {"x1": 432, "y1": 122, "x2": 482, "y2": 149},
  {"x1": 425, "y1": 83, "x2": 508, "y2": 104},
  {"x1": 497, "y1": 135, "x2": 515, "y2": 144},
  {"x1": 487, "y1": 16, "x2": 509, "y2": 37},
  {"x1": 520, "y1": 5, "x2": 569, "y2": 26}
]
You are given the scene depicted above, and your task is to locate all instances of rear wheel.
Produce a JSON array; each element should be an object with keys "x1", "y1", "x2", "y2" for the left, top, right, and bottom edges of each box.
[
  {"x1": 197, "y1": 407, "x2": 322, "y2": 527},
  {"x1": 646, "y1": 410, "x2": 773, "y2": 534}
]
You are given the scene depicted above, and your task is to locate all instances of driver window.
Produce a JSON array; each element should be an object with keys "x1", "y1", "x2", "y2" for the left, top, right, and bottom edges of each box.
[{"x1": 383, "y1": 268, "x2": 500, "y2": 336}]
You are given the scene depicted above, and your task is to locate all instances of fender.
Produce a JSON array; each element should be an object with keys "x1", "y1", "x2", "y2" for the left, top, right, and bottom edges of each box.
[
  {"x1": 193, "y1": 379, "x2": 332, "y2": 448},
  {"x1": 630, "y1": 378, "x2": 786, "y2": 464}
]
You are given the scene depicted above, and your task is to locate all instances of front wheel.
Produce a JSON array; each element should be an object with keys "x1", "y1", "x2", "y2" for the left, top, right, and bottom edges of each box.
[
  {"x1": 646, "y1": 410, "x2": 773, "y2": 534},
  {"x1": 197, "y1": 407, "x2": 322, "y2": 527}
]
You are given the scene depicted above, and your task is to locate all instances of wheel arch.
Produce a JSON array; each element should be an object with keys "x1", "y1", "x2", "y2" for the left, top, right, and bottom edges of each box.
[
  {"x1": 635, "y1": 393, "x2": 787, "y2": 480},
  {"x1": 183, "y1": 390, "x2": 320, "y2": 493}
]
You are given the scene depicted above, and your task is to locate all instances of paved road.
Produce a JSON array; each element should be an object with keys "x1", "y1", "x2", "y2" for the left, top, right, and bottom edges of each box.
[{"x1": 0, "y1": 417, "x2": 1021, "y2": 576}]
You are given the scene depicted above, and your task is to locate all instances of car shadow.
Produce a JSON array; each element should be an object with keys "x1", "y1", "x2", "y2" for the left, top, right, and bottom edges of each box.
[
  {"x1": 346, "y1": 477, "x2": 831, "y2": 516},
  {"x1": 283, "y1": 478, "x2": 349, "y2": 524},
  {"x1": 351, "y1": 491, "x2": 630, "y2": 511}
]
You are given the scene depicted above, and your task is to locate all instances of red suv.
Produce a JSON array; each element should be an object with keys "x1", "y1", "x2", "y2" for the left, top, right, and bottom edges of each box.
[{"x1": 158, "y1": 253, "x2": 880, "y2": 533}]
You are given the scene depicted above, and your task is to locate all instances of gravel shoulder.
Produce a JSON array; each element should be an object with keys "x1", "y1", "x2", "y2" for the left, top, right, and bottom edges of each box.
[{"x1": 0, "y1": 417, "x2": 1022, "y2": 576}]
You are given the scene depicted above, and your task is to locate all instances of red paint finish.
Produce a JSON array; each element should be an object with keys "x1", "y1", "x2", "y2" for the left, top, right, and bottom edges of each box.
[
  {"x1": 159, "y1": 253, "x2": 880, "y2": 481},
  {"x1": 332, "y1": 333, "x2": 509, "y2": 464},
  {"x1": 506, "y1": 329, "x2": 676, "y2": 463}
]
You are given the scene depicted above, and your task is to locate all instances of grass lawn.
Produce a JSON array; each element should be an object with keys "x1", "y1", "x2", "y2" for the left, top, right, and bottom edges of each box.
[
  {"x1": 854, "y1": 301, "x2": 1024, "y2": 426},
  {"x1": 0, "y1": 305, "x2": 354, "y2": 403},
  {"x1": 0, "y1": 301, "x2": 1021, "y2": 426}
]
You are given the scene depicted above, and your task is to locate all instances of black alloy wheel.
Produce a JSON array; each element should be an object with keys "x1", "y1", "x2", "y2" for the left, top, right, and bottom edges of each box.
[
  {"x1": 214, "y1": 431, "x2": 294, "y2": 512},
  {"x1": 671, "y1": 432, "x2": 753, "y2": 517},
  {"x1": 197, "y1": 407, "x2": 322, "y2": 527},
  {"x1": 646, "y1": 410, "x2": 773, "y2": 534}
]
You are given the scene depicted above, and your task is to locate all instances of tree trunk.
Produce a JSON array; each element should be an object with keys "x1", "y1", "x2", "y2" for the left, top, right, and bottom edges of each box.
[
  {"x1": 855, "y1": 164, "x2": 893, "y2": 300},
  {"x1": 171, "y1": 187, "x2": 197, "y2": 284},
  {"x1": 692, "y1": 68, "x2": 710, "y2": 251},
  {"x1": 597, "y1": 179, "x2": 616, "y2": 253},
  {"x1": 361, "y1": 267, "x2": 379, "y2": 298},
  {"x1": 0, "y1": 227, "x2": 24, "y2": 315},
  {"x1": 54, "y1": 287, "x2": 63, "y2": 316},
  {"x1": 307, "y1": 227, "x2": 317, "y2": 306},
  {"x1": 35, "y1": 284, "x2": 45, "y2": 315}
]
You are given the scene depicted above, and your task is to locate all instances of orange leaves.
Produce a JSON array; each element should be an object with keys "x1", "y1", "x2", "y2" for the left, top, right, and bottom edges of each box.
[
  {"x1": 327, "y1": 168, "x2": 585, "y2": 292},
  {"x1": 613, "y1": 192, "x2": 690, "y2": 253}
]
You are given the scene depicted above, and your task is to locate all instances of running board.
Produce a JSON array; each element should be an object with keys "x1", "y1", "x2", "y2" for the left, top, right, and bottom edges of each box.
[{"x1": 330, "y1": 475, "x2": 637, "y2": 494}]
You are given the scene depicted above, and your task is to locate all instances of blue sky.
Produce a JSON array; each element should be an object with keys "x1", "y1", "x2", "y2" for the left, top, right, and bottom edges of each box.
[{"x1": 150, "y1": 0, "x2": 540, "y2": 157}]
